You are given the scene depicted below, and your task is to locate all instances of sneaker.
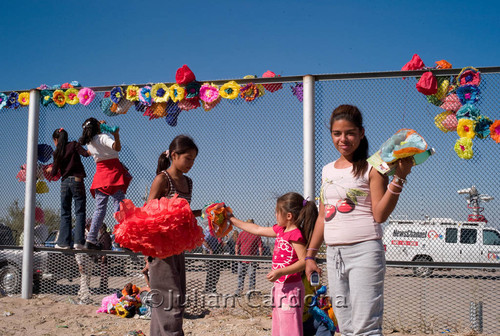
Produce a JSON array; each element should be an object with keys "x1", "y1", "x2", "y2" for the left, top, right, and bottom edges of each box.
[
  {"x1": 84, "y1": 241, "x2": 101, "y2": 250},
  {"x1": 55, "y1": 244, "x2": 71, "y2": 249},
  {"x1": 73, "y1": 243, "x2": 85, "y2": 250}
]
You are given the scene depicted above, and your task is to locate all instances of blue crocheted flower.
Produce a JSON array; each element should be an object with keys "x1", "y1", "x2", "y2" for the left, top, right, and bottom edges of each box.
[
  {"x1": 110, "y1": 87, "x2": 124, "y2": 104},
  {"x1": 474, "y1": 116, "x2": 493, "y2": 139},
  {"x1": 456, "y1": 85, "x2": 479, "y2": 105},
  {"x1": 456, "y1": 104, "x2": 480, "y2": 120},
  {"x1": 6, "y1": 92, "x2": 20, "y2": 109},
  {"x1": 40, "y1": 90, "x2": 53, "y2": 106}
]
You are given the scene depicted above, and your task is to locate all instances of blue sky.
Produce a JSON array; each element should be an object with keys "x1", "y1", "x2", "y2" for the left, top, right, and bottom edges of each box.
[
  {"x1": 1, "y1": 1, "x2": 500, "y2": 232},
  {"x1": 1, "y1": 1, "x2": 499, "y2": 91}
]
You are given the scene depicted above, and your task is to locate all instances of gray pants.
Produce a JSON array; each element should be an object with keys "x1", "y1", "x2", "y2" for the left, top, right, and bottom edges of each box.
[
  {"x1": 237, "y1": 262, "x2": 257, "y2": 293},
  {"x1": 327, "y1": 240, "x2": 385, "y2": 336}
]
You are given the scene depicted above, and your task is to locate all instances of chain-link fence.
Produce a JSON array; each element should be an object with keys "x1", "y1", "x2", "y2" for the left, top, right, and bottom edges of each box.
[{"x1": 0, "y1": 67, "x2": 499, "y2": 334}]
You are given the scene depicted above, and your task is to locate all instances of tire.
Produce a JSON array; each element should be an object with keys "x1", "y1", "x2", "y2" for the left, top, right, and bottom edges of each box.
[
  {"x1": 412, "y1": 256, "x2": 433, "y2": 277},
  {"x1": 0, "y1": 263, "x2": 21, "y2": 294}
]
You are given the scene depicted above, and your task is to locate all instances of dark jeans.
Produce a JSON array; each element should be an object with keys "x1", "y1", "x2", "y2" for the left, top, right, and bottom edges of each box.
[{"x1": 58, "y1": 177, "x2": 86, "y2": 247}]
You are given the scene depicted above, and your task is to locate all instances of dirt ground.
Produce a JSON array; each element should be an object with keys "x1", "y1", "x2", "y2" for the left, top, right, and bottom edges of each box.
[{"x1": 0, "y1": 295, "x2": 491, "y2": 336}]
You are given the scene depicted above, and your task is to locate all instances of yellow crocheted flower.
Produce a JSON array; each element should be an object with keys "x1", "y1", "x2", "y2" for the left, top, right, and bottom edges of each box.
[
  {"x1": 53, "y1": 90, "x2": 66, "y2": 107},
  {"x1": 434, "y1": 111, "x2": 453, "y2": 133},
  {"x1": 126, "y1": 85, "x2": 140, "y2": 101},
  {"x1": 457, "y1": 118, "x2": 476, "y2": 139},
  {"x1": 18, "y1": 92, "x2": 30, "y2": 106},
  {"x1": 435, "y1": 78, "x2": 449, "y2": 100},
  {"x1": 244, "y1": 75, "x2": 265, "y2": 97},
  {"x1": 219, "y1": 81, "x2": 241, "y2": 100},
  {"x1": 454, "y1": 137, "x2": 473, "y2": 160},
  {"x1": 169, "y1": 84, "x2": 185, "y2": 102},
  {"x1": 152, "y1": 83, "x2": 170, "y2": 103},
  {"x1": 65, "y1": 88, "x2": 79, "y2": 105}
]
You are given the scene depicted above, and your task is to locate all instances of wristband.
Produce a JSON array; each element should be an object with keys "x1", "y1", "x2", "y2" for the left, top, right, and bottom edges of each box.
[
  {"x1": 387, "y1": 185, "x2": 401, "y2": 195},
  {"x1": 306, "y1": 248, "x2": 318, "y2": 251},
  {"x1": 305, "y1": 256, "x2": 316, "y2": 261},
  {"x1": 390, "y1": 181, "x2": 403, "y2": 189}
]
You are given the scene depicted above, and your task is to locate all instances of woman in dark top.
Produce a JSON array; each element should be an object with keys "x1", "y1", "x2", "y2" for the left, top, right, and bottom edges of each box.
[{"x1": 49, "y1": 128, "x2": 90, "y2": 249}]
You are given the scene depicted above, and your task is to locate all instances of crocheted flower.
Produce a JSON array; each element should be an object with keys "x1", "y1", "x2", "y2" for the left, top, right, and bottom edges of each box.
[
  {"x1": 110, "y1": 87, "x2": 124, "y2": 104},
  {"x1": 139, "y1": 86, "x2": 152, "y2": 106},
  {"x1": 490, "y1": 120, "x2": 500, "y2": 143},
  {"x1": 178, "y1": 97, "x2": 200, "y2": 111},
  {"x1": 243, "y1": 75, "x2": 265, "y2": 97},
  {"x1": 65, "y1": 88, "x2": 79, "y2": 105},
  {"x1": 169, "y1": 84, "x2": 186, "y2": 102},
  {"x1": 77, "y1": 87, "x2": 96, "y2": 106},
  {"x1": 199, "y1": 83, "x2": 220, "y2": 103},
  {"x1": 440, "y1": 94, "x2": 462, "y2": 112},
  {"x1": 18, "y1": 92, "x2": 30, "y2": 106},
  {"x1": 291, "y1": 83, "x2": 303, "y2": 102},
  {"x1": 53, "y1": 90, "x2": 66, "y2": 107},
  {"x1": 262, "y1": 70, "x2": 283, "y2": 92},
  {"x1": 40, "y1": 90, "x2": 53, "y2": 106},
  {"x1": 185, "y1": 82, "x2": 201, "y2": 99},
  {"x1": 0, "y1": 93, "x2": 7, "y2": 109},
  {"x1": 37, "y1": 84, "x2": 49, "y2": 90},
  {"x1": 6, "y1": 92, "x2": 20, "y2": 109},
  {"x1": 457, "y1": 119, "x2": 476, "y2": 139},
  {"x1": 456, "y1": 104, "x2": 480, "y2": 120},
  {"x1": 175, "y1": 64, "x2": 196, "y2": 85},
  {"x1": 474, "y1": 116, "x2": 493, "y2": 139},
  {"x1": 126, "y1": 85, "x2": 140, "y2": 101},
  {"x1": 458, "y1": 67, "x2": 481, "y2": 86},
  {"x1": 454, "y1": 137, "x2": 473, "y2": 159},
  {"x1": 434, "y1": 111, "x2": 456, "y2": 133},
  {"x1": 219, "y1": 81, "x2": 240, "y2": 99},
  {"x1": 456, "y1": 85, "x2": 479, "y2": 105},
  {"x1": 401, "y1": 54, "x2": 425, "y2": 71},
  {"x1": 151, "y1": 83, "x2": 170, "y2": 103},
  {"x1": 61, "y1": 83, "x2": 73, "y2": 89},
  {"x1": 435, "y1": 60, "x2": 452, "y2": 69},
  {"x1": 435, "y1": 78, "x2": 449, "y2": 100},
  {"x1": 240, "y1": 83, "x2": 259, "y2": 102},
  {"x1": 202, "y1": 96, "x2": 221, "y2": 111}
]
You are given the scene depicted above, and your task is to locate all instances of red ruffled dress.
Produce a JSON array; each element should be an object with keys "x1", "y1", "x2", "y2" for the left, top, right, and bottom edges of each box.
[{"x1": 90, "y1": 158, "x2": 132, "y2": 197}]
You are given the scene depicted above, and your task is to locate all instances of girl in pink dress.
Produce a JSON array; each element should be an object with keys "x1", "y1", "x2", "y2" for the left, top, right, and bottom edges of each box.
[{"x1": 228, "y1": 192, "x2": 318, "y2": 336}]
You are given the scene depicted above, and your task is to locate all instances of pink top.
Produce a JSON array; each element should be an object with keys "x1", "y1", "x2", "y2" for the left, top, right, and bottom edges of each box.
[
  {"x1": 272, "y1": 225, "x2": 305, "y2": 283},
  {"x1": 321, "y1": 161, "x2": 382, "y2": 245}
]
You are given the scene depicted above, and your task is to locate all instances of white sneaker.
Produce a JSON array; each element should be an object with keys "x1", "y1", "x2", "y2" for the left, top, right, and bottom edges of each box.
[
  {"x1": 55, "y1": 244, "x2": 70, "y2": 249},
  {"x1": 73, "y1": 244, "x2": 85, "y2": 250}
]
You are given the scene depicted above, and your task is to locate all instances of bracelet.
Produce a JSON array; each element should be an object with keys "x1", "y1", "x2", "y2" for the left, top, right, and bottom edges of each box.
[
  {"x1": 387, "y1": 185, "x2": 401, "y2": 195},
  {"x1": 390, "y1": 181, "x2": 403, "y2": 189},
  {"x1": 393, "y1": 175, "x2": 407, "y2": 185},
  {"x1": 305, "y1": 256, "x2": 316, "y2": 261},
  {"x1": 306, "y1": 248, "x2": 318, "y2": 251}
]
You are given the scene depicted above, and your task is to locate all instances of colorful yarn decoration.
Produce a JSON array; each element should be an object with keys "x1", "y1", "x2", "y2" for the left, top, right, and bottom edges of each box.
[
  {"x1": 202, "y1": 96, "x2": 221, "y2": 112},
  {"x1": 175, "y1": 64, "x2": 196, "y2": 85},
  {"x1": 110, "y1": 87, "x2": 124, "y2": 104},
  {"x1": 150, "y1": 102, "x2": 168, "y2": 118},
  {"x1": 110, "y1": 99, "x2": 133, "y2": 115},
  {"x1": 36, "y1": 180, "x2": 49, "y2": 194},
  {"x1": 440, "y1": 94, "x2": 462, "y2": 112},
  {"x1": 434, "y1": 111, "x2": 456, "y2": 133},
  {"x1": 126, "y1": 85, "x2": 140, "y2": 101},
  {"x1": 456, "y1": 119, "x2": 476, "y2": 139},
  {"x1": 18, "y1": 92, "x2": 30, "y2": 106},
  {"x1": 240, "y1": 83, "x2": 259, "y2": 102},
  {"x1": 7, "y1": 92, "x2": 20, "y2": 109},
  {"x1": 219, "y1": 81, "x2": 240, "y2": 100},
  {"x1": 379, "y1": 129, "x2": 427, "y2": 163},
  {"x1": 0, "y1": 93, "x2": 8, "y2": 109},
  {"x1": 454, "y1": 137, "x2": 473, "y2": 159},
  {"x1": 199, "y1": 83, "x2": 220, "y2": 103},
  {"x1": 139, "y1": 86, "x2": 152, "y2": 106},
  {"x1": 262, "y1": 70, "x2": 283, "y2": 92},
  {"x1": 456, "y1": 85, "x2": 480, "y2": 105},
  {"x1": 52, "y1": 90, "x2": 66, "y2": 108},
  {"x1": 202, "y1": 202, "x2": 233, "y2": 239},
  {"x1": 474, "y1": 116, "x2": 492, "y2": 139},
  {"x1": 16, "y1": 164, "x2": 26, "y2": 182},
  {"x1": 38, "y1": 144, "x2": 54, "y2": 163},
  {"x1": 165, "y1": 100, "x2": 182, "y2": 127},
  {"x1": 151, "y1": 83, "x2": 170, "y2": 103},
  {"x1": 169, "y1": 84, "x2": 185, "y2": 102},
  {"x1": 185, "y1": 82, "x2": 201, "y2": 99},
  {"x1": 291, "y1": 83, "x2": 303, "y2": 102},
  {"x1": 101, "y1": 97, "x2": 118, "y2": 117},
  {"x1": 457, "y1": 66, "x2": 481, "y2": 86},
  {"x1": 490, "y1": 120, "x2": 500, "y2": 143},
  {"x1": 77, "y1": 88, "x2": 96, "y2": 106},
  {"x1": 42, "y1": 164, "x2": 61, "y2": 182},
  {"x1": 65, "y1": 88, "x2": 80, "y2": 105},
  {"x1": 113, "y1": 195, "x2": 204, "y2": 258},
  {"x1": 178, "y1": 97, "x2": 200, "y2": 111}
]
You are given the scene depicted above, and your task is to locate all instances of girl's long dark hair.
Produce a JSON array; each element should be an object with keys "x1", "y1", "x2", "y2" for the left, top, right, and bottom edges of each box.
[
  {"x1": 52, "y1": 129, "x2": 68, "y2": 168},
  {"x1": 156, "y1": 135, "x2": 199, "y2": 175},
  {"x1": 329, "y1": 104, "x2": 369, "y2": 178},
  {"x1": 79, "y1": 117, "x2": 100, "y2": 145},
  {"x1": 276, "y1": 192, "x2": 318, "y2": 247}
]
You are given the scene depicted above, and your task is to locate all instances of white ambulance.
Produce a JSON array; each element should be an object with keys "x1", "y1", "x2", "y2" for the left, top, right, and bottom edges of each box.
[{"x1": 382, "y1": 186, "x2": 500, "y2": 276}]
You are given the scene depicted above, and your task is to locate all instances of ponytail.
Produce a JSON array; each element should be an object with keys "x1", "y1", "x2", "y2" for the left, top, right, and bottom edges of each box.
[
  {"x1": 52, "y1": 128, "x2": 68, "y2": 169},
  {"x1": 276, "y1": 192, "x2": 319, "y2": 247},
  {"x1": 79, "y1": 118, "x2": 100, "y2": 145}
]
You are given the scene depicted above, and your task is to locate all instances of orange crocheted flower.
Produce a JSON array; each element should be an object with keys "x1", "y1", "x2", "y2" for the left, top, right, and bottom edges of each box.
[{"x1": 490, "y1": 120, "x2": 500, "y2": 143}]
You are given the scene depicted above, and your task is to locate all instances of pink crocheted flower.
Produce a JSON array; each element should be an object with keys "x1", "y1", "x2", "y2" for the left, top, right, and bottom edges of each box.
[
  {"x1": 199, "y1": 84, "x2": 219, "y2": 103},
  {"x1": 440, "y1": 94, "x2": 462, "y2": 112},
  {"x1": 77, "y1": 88, "x2": 96, "y2": 106},
  {"x1": 458, "y1": 67, "x2": 481, "y2": 86}
]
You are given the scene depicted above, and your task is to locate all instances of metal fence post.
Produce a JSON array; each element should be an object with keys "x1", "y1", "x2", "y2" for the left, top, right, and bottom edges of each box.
[
  {"x1": 21, "y1": 89, "x2": 40, "y2": 299},
  {"x1": 303, "y1": 75, "x2": 315, "y2": 201}
]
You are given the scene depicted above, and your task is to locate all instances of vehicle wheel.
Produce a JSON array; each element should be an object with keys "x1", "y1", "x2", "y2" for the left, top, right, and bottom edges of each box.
[
  {"x1": 412, "y1": 256, "x2": 433, "y2": 277},
  {"x1": 0, "y1": 264, "x2": 21, "y2": 294}
]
